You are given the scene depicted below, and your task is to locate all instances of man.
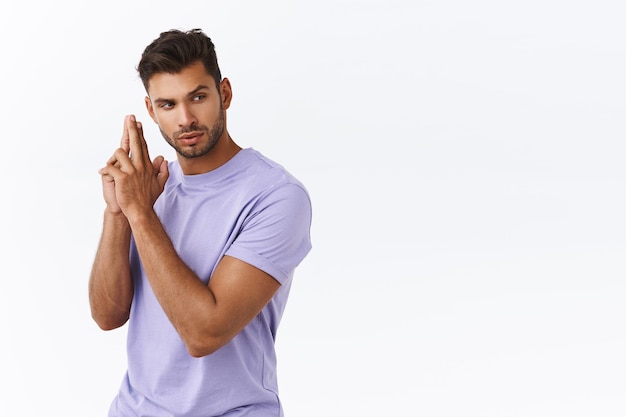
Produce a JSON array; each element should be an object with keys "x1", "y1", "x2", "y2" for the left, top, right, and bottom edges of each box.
[{"x1": 89, "y1": 28, "x2": 312, "y2": 417}]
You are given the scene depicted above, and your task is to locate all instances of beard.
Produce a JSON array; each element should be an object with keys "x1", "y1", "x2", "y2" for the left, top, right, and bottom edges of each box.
[{"x1": 160, "y1": 106, "x2": 225, "y2": 159}]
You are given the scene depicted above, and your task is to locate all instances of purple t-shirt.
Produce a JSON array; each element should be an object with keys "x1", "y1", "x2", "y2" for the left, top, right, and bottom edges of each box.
[{"x1": 108, "y1": 148, "x2": 312, "y2": 417}]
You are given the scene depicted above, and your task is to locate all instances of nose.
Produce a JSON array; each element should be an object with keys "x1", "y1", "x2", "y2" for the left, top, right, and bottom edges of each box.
[{"x1": 178, "y1": 103, "x2": 197, "y2": 128}]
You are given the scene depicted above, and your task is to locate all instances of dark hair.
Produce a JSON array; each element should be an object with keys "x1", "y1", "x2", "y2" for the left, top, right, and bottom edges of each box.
[{"x1": 137, "y1": 28, "x2": 222, "y2": 91}]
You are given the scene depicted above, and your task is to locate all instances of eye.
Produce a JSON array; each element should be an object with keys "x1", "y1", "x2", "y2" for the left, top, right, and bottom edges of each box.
[
  {"x1": 159, "y1": 102, "x2": 174, "y2": 110},
  {"x1": 192, "y1": 94, "x2": 206, "y2": 102}
]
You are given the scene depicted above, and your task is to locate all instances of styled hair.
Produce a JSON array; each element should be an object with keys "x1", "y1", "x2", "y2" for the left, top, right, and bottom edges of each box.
[{"x1": 137, "y1": 28, "x2": 222, "y2": 91}]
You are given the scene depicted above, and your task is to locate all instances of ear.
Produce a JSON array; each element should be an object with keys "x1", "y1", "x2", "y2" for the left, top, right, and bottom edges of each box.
[
  {"x1": 145, "y1": 96, "x2": 158, "y2": 123},
  {"x1": 220, "y1": 78, "x2": 233, "y2": 110}
]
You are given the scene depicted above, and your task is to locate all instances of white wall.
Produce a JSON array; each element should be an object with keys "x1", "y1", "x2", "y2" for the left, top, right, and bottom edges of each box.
[{"x1": 1, "y1": 1, "x2": 624, "y2": 416}]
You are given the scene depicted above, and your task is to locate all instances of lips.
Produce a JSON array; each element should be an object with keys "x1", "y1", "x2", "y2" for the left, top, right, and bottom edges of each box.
[{"x1": 177, "y1": 132, "x2": 203, "y2": 146}]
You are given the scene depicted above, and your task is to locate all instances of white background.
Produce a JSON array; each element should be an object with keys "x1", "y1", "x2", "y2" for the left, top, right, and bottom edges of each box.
[{"x1": 1, "y1": 1, "x2": 625, "y2": 416}]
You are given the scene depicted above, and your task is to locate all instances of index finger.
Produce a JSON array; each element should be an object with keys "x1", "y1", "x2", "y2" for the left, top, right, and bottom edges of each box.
[
  {"x1": 127, "y1": 114, "x2": 150, "y2": 164},
  {"x1": 120, "y1": 115, "x2": 131, "y2": 152}
]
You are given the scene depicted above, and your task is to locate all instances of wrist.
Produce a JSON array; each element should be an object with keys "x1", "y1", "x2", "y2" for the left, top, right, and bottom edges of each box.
[
  {"x1": 126, "y1": 208, "x2": 159, "y2": 230},
  {"x1": 103, "y1": 209, "x2": 130, "y2": 228}
]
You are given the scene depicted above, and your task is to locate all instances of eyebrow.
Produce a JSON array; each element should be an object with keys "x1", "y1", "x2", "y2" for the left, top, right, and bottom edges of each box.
[{"x1": 153, "y1": 84, "x2": 211, "y2": 104}]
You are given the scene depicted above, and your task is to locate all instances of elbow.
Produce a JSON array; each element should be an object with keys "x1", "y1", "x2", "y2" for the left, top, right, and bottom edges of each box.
[
  {"x1": 91, "y1": 311, "x2": 129, "y2": 331},
  {"x1": 185, "y1": 341, "x2": 221, "y2": 358},
  {"x1": 184, "y1": 334, "x2": 229, "y2": 358},
  {"x1": 96, "y1": 320, "x2": 127, "y2": 331},
  {"x1": 187, "y1": 346, "x2": 215, "y2": 358}
]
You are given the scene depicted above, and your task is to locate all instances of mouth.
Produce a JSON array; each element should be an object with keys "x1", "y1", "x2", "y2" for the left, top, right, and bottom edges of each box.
[{"x1": 177, "y1": 132, "x2": 204, "y2": 146}]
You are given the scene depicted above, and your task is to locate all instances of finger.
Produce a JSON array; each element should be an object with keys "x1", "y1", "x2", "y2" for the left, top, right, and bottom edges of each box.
[
  {"x1": 137, "y1": 120, "x2": 144, "y2": 138},
  {"x1": 120, "y1": 115, "x2": 131, "y2": 152},
  {"x1": 157, "y1": 158, "x2": 169, "y2": 189},
  {"x1": 136, "y1": 121, "x2": 149, "y2": 160},
  {"x1": 100, "y1": 172, "x2": 115, "y2": 184},
  {"x1": 152, "y1": 155, "x2": 165, "y2": 172},
  {"x1": 127, "y1": 115, "x2": 150, "y2": 166},
  {"x1": 99, "y1": 160, "x2": 125, "y2": 179},
  {"x1": 137, "y1": 121, "x2": 150, "y2": 157},
  {"x1": 152, "y1": 155, "x2": 169, "y2": 188},
  {"x1": 106, "y1": 147, "x2": 131, "y2": 168}
]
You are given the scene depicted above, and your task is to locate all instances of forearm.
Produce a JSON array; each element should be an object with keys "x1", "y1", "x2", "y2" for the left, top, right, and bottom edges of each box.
[
  {"x1": 89, "y1": 210, "x2": 134, "y2": 330},
  {"x1": 128, "y1": 211, "x2": 227, "y2": 355}
]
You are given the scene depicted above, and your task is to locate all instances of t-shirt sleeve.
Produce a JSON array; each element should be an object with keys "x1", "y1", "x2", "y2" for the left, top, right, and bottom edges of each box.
[{"x1": 225, "y1": 182, "x2": 312, "y2": 284}]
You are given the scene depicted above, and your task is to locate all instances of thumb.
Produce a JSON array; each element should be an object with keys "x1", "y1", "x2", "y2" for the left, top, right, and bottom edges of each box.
[
  {"x1": 157, "y1": 158, "x2": 169, "y2": 188},
  {"x1": 152, "y1": 155, "x2": 165, "y2": 172}
]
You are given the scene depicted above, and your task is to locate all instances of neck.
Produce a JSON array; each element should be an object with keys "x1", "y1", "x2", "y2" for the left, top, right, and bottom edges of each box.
[{"x1": 178, "y1": 132, "x2": 242, "y2": 175}]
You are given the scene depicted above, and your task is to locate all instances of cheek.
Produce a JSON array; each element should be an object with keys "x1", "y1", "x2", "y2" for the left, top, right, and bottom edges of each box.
[
  {"x1": 201, "y1": 101, "x2": 222, "y2": 120},
  {"x1": 153, "y1": 111, "x2": 175, "y2": 131}
]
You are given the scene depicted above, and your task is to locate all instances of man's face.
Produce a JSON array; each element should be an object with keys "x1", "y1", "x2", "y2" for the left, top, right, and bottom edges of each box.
[{"x1": 145, "y1": 61, "x2": 225, "y2": 159}]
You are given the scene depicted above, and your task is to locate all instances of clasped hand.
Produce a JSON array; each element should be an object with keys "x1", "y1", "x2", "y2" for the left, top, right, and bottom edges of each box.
[{"x1": 99, "y1": 115, "x2": 169, "y2": 220}]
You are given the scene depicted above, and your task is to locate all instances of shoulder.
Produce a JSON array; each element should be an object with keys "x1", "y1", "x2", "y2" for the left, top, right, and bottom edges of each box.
[{"x1": 238, "y1": 149, "x2": 311, "y2": 204}]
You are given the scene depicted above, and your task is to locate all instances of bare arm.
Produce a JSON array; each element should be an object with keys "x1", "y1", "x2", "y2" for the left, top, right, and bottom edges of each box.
[
  {"x1": 97, "y1": 115, "x2": 280, "y2": 357},
  {"x1": 130, "y1": 211, "x2": 280, "y2": 357},
  {"x1": 88, "y1": 211, "x2": 133, "y2": 330},
  {"x1": 88, "y1": 116, "x2": 137, "y2": 330}
]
